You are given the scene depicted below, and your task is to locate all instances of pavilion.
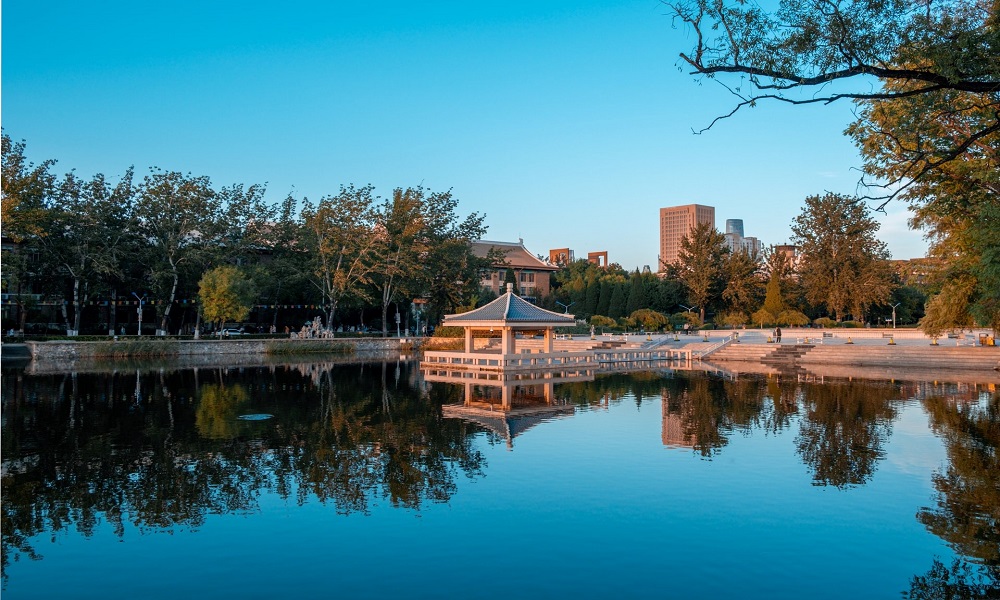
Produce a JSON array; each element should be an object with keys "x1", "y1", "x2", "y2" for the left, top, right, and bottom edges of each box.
[{"x1": 420, "y1": 284, "x2": 596, "y2": 372}]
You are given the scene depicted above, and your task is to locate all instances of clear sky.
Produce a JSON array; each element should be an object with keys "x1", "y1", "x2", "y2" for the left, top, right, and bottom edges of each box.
[{"x1": 2, "y1": 0, "x2": 928, "y2": 270}]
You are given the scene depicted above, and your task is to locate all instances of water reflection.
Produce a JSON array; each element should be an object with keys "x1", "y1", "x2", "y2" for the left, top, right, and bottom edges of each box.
[
  {"x1": 909, "y1": 389, "x2": 1000, "y2": 596},
  {"x1": 1, "y1": 359, "x2": 486, "y2": 582},
  {"x1": 2, "y1": 359, "x2": 998, "y2": 596}
]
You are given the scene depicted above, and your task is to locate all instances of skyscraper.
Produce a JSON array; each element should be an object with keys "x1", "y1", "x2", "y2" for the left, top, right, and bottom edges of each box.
[{"x1": 659, "y1": 204, "x2": 715, "y2": 269}]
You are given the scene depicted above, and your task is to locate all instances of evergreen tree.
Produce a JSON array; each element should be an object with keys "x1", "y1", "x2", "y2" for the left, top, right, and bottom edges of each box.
[
  {"x1": 608, "y1": 282, "x2": 627, "y2": 319},
  {"x1": 597, "y1": 280, "x2": 612, "y2": 316},
  {"x1": 584, "y1": 280, "x2": 600, "y2": 317},
  {"x1": 626, "y1": 270, "x2": 647, "y2": 314}
]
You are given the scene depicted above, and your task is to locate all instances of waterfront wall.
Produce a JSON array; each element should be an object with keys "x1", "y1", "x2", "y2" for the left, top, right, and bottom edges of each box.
[{"x1": 24, "y1": 337, "x2": 402, "y2": 361}]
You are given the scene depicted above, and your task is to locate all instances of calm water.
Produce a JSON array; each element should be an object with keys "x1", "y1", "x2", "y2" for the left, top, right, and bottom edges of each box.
[{"x1": 2, "y1": 358, "x2": 998, "y2": 599}]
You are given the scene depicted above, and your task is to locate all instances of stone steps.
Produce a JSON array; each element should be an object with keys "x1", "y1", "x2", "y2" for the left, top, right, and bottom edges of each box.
[{"x1": 711, "y1": 343, "x2": 999, "y2": 370}]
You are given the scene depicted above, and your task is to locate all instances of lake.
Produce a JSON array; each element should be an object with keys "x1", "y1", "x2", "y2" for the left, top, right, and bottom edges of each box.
[{"x1": 2, "y1": 358, "x2": 997, "y2": 598}]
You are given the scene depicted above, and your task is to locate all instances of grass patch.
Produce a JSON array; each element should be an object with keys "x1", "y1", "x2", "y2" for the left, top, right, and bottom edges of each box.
[
  {"x1": 264, "y1": 339, "x2": 355, "y2": 355},
  {"x1": 94, "y1": 340, "x2": 182, "y2": 358}
]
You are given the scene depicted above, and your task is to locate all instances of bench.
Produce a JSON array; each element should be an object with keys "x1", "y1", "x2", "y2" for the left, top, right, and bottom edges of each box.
[
  {"x1": 882, "y1": 333, "x2": 895, "y2": 338},
  {"x1": 823, "y1": 332, "x2": 833, "y2": 338}
]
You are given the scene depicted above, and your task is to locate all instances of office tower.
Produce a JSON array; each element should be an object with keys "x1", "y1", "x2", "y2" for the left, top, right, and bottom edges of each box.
[{"x1": 659, "y1": 204, "x2": 715, "y2": 269}]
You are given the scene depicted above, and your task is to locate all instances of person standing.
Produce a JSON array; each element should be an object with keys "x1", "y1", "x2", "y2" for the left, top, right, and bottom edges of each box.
[{"x1": 775, "y1": 326, "x2": 782, "y2": 343}]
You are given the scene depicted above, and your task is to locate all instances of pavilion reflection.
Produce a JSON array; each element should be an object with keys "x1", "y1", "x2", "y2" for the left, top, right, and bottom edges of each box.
[{"x1": 424, "y1": 368, "x2": 593, "y2": 449}]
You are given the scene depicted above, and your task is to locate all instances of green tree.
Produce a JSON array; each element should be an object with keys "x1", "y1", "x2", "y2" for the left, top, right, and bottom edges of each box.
[
  {"x1": 1, "y1": 133, "x2": 57, "y2": 331},
  {"x1": 46, "y1": 169, "x2": 137, "y2": 334},
  {"x1": 135, "y1": 170, "x2": 223, "y2": 334},
  {"x1": 301, "y1": 184, "x2": 381, "y2": 328},
  {"x1": 596, "y1": 279, "x2": 613, "y2": 316},
  {"x1": 198, "y1": 266, "x2": 256, "y2": 331},
  {"x1": 626, "y1": 270, "x2": 648, "y2": 314},
  {"x1": 629, "y1": 308, "x2": 668, "y2": 331},
  {"x1": 722, "y1": 249, "x2": 762, "y2": 315},
  {"x1": 666, "y1": 0, "x2": 999, "y2": 206},
  {"x1": 676, "y1": 221, "x2": 728, "y2": 322},
  {"x1": 608, "y1": 281, "x2": 628, "y2": 319},
  {"x1": 372, "y1": 187, "x2": 425, "y2": 336},
  {"x1": 791, "y1": 193, "x2": 895, "y2": 322}
]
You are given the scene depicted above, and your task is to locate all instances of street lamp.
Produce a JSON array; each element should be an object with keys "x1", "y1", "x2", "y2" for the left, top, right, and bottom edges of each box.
[
  {"x1": 556, "y1": 301, "x2": 574, "y2": 314},
  {"x1": 132, "y1": 292, "x2": 146, "y2": 336},
  {"x1": 892, "y1": 302, "x2": 901, "y2": 329}
]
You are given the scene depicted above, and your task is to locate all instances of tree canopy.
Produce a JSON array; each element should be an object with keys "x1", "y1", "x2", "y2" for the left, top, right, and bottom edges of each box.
[{"x1": 667, "y1": 0, "x2": 1000, "y2": 206}]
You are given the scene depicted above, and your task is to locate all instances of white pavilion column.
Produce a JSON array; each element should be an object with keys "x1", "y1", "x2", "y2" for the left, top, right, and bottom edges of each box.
[
  {"x1": 543, "y1": 327, "x2": 554, "y2": 353},
  {"x1": 464, "y1": 327, "x2": 474, "y2": 353},
  {"x1": 502, "y1": 327, "x2": 515, "y2": 356}
]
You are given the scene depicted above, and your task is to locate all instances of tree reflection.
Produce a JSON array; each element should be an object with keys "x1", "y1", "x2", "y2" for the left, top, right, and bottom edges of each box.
[
  {"x1": 0, "y1": 360, "x2": 485, "y2": 582},
  {"x1": 795, "y1": 380, "x2": 899, "y2": 488},
  {"x1": 907, "y1": 390, "x2": 1000, "y2": 597}
]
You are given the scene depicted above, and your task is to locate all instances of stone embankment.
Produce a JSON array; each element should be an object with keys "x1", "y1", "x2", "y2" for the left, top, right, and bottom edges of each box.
[{"x1": 19, "y1": 337, "x2": 401, "y2": 361}]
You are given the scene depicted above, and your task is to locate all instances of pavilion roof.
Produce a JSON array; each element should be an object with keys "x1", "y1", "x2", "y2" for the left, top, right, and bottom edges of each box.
[{"x1": 442, "y1": 286, "x2": 575, "y2": 327}]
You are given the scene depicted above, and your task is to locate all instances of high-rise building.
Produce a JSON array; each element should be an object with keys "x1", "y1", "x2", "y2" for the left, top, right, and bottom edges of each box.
[
  {"x1": 659, "y1": 204, "x2": 715, "y2": 269},
  {"x1": 725, "y1": 219, "x2": 744, "y2": 238}
]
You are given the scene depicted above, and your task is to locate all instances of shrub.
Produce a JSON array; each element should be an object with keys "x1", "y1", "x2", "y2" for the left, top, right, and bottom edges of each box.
[
  {"x1": 751, "y1": 309, "x2": 776, "y2": 327},
  {"x1": 813, "y1": 317, "x2": 838, "y2": 328},
  {"x1": 777, "y1": 310, "x2": 810, "y2": 326},
  {"x1": 431, "y1": 326, "x2": 465, "y2": 338},
  {"x1": 841, "y1": 320, "x2": 864, "y2": 328},
  {"x1": 715, "y1": 311, "x2": 748, "y2": 328}
]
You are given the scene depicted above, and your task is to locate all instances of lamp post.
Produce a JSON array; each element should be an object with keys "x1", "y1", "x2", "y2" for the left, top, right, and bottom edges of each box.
[
  {"x1": 556, "y1": 301, "x2": 574, "y2": 314},
  {"x1": 132, "y1": 292, "x2": 146, "y2": 336},
  {"x1": 892, "y1": 302, "x2": 901, "y2": 329}
]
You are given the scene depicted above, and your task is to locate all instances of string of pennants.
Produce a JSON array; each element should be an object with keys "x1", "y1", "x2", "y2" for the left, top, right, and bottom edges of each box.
[{"x1": 0, "y1": 298, "x2": 331, "y2": 310}]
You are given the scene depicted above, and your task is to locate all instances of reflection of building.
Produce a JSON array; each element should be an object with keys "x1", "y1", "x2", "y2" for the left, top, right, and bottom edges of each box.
[
  {"x1": 474, "y1": 239, "x2": 560, "y2": 301},
  {"x1": 661, "y1": 391, "x2": 695, "y2": 449},
  {"x1": 659, "y1": 204, "x2": 715, "y2": 269}
]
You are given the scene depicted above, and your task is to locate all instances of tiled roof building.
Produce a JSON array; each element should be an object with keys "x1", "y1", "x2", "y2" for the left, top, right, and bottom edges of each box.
[{"x1": 472, "y1": 239, "x2": 559, "y2": 302}]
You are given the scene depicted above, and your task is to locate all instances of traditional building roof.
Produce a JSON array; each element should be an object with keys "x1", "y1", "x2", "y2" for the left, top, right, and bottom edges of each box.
[
  {"x1": 472, "y1": 239, "x2": 559, "y2": 272},
  {"x1": 442, "y1": 284, "x2": 575, "y2": 327}
]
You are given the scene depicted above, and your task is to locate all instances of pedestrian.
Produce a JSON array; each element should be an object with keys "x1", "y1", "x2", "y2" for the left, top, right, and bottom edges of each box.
[{"x1": 775, "y1": 326, "x2": 782, "y2": 343}]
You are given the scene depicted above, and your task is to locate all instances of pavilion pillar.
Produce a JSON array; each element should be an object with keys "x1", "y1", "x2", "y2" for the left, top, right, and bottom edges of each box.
[
  {"x1": 544, "y1": 327, "x2": 554, "y2": 353},
  {"x1": 502, "y1": 327, "x2": 515, "y2": 356},
  {"x1": 464, "y1": 327, "x2": 474, "y2": 354}
]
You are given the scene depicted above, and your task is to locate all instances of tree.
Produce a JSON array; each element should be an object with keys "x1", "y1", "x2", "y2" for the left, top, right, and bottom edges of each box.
[
  {"x1": 46, "y1": 169, "x2": 137, "y2": 334},
  {"x1": 666, "y1": 0, "x2": 1000, "y2": 207},
  {"x1": 629, "y1": 308, "x2": 669, "y2": 331},
  {"x1": 300, "y1": 185, "x2": 381, "y2": 328},
  {"x1": 791, "y1": 193, "x2": 896, "y2": 321},
  {"x1": 1, "y1": 133, "x2": 57, "y2": 331},
  {"x1": 675, "y1": 221, "x2": 728, "y2": 322},
  {"x1": 135, "y1": 170, "x2": 222, "y2": 334},
  {"x1": 722, "y1": 249, "x2": 762, "y2": 315},
  {"x1": 626, "y1": 270, "x2": 648, "y2": 314},
  {"x1": 198, "y1": 266, "x2": 256, "y2": 331},
  {"x1": 417, "y1": 190, "x2": 488, "y2": 325},
  {"x1": 372, "y1": 188, "x2": 425, "y2": 336}
]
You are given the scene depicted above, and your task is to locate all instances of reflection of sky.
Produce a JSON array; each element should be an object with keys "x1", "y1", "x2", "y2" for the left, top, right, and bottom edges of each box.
[
  {"x1": 4, "y1": 384, "x2": 959, "y2": 599},
  {"x1": 885, "y1": 399, "x2": 948, "y2": 477}
]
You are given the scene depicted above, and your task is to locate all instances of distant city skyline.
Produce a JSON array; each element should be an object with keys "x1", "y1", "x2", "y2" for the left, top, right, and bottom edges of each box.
[{"x1": 2, "y1": 1, "x2": 929, "y2": 270}]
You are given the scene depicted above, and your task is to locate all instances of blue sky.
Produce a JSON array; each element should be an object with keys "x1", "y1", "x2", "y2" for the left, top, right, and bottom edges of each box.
[{"x1": 2, "y1": 0, "x2": 927, "y2": 270}]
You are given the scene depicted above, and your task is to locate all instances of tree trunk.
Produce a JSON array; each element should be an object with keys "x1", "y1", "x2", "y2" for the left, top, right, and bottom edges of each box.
[{"x1": 160, "y1": 265, "x2": 179, "y2": 334}]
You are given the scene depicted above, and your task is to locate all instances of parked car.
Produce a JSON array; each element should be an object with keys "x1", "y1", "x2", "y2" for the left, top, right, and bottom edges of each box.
[{"x1": 221, "y1": 328, "x2": 245, "y2": 337}]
